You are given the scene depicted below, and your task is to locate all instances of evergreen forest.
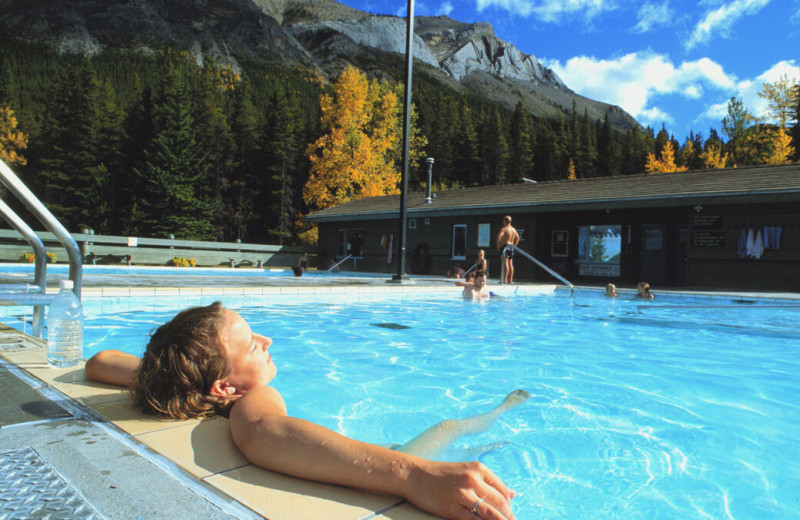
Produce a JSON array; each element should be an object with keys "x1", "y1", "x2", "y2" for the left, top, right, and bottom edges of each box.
[{"x1": 1, "y1": 42, "x2": 797, "y2": 245}]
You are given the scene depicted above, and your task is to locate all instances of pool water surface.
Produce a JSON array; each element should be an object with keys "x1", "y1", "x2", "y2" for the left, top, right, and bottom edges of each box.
[{"x1": 81, "y1": 291, "x2": 800, "y2": 519}]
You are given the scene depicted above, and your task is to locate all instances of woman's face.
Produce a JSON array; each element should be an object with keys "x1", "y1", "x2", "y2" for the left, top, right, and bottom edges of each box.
[{"x1": 219, "y1": 309, "x2": 277, "y2": 394}]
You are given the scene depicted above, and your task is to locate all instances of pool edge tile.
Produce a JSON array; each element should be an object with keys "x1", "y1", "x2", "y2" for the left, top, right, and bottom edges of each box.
[{"x1": 204, "y1": 464, "x2": 402, "y2": 520}]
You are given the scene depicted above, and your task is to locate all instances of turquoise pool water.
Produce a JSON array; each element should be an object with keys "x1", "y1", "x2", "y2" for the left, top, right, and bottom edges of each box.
[{"x1": 76, "y1": 290, "x2": 800, "y2": 519}]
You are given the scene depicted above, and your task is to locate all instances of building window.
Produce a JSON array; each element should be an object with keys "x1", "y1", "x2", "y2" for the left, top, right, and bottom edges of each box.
[
  {"x1": 452, "y1": 224, "x2": 467, "y2": 260},
  {"x1": 577, "y1": 225, "x2": 621, "y2": 277},
  {"x1": 551, "y1": 230, "x2": 569, "y2": 257},
  {"x1": 337, "y1": 229, "x2": 365, "y2": 258},
  {"x1": 409, "y1": 219, "x2": 417, "y2": 229}
]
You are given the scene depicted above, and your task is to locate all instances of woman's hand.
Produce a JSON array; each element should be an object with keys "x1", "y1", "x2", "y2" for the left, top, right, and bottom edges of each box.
[{"x1": 404, "y1": 460, "x2": 516, "y2": 520}]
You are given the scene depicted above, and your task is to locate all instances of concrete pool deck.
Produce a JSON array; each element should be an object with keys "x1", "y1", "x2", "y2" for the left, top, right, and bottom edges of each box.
[{"x1": 2, "y1": 281, "x2": 799, "y2": 519}]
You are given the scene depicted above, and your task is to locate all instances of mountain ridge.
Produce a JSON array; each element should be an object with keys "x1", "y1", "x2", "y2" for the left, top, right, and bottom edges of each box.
[{"x1": 0, "y1": 0, "x2": 640, "y2": 131}]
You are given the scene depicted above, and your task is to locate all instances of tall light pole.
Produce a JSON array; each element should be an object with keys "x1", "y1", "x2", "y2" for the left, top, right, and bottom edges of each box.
[{"x1": 392, "y1": 0, "x2": 415, "y2": 282}]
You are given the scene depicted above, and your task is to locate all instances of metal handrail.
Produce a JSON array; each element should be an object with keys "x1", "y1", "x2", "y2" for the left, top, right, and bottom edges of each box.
[
  {"x1": 328, "y1": 253, "x2": 354, "y2": 272},
  {"x1": 0, "y1": 158, "x2": 83, "y2": 337},
  {"x1": 501, "y1": 244, "x2": 574, "y2": 295},
  {"x1": 0, "y1": 198, "x2": 49, "y2": 336}
]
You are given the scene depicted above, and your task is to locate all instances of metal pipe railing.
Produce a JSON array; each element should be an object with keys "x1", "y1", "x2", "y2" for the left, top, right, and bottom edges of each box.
[
  {"x1": 328, "y1": 253, "x2": 354, "y2": 272},
  {"x1": 501, "y1": 244, "x2": 574, "y2": 295},
  {"x1": 0, "y1": 159, "x2": 82, "y2": 296},
  {"x1": 0, "y1": 198, "x2": 51, "y2": 336}
]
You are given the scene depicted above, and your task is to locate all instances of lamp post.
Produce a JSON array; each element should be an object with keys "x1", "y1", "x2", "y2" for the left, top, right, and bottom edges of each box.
[{"x1": 392, "y1": 0, "x2": 416, "y2": 282}]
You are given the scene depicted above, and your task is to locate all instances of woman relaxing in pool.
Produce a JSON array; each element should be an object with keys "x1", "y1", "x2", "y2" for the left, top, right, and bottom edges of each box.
[{"x1": 86, "y1": 302, "x2": 529, "y2": 520}]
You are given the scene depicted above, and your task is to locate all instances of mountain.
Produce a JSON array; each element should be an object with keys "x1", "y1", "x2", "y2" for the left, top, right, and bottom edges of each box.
[{"x1": 0, "y1": 0, "x2": 640, "y2": 131}]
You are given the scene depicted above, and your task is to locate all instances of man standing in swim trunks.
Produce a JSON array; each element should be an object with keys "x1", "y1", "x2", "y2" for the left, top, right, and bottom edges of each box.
[{"x1": 496, "y1": 216, "x2": 520, "y2": 284}]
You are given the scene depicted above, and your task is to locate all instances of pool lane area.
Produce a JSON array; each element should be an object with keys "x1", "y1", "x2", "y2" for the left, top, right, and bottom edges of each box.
[{"x1": 2, "y1": 281, "x2": 799, "y2": 520}]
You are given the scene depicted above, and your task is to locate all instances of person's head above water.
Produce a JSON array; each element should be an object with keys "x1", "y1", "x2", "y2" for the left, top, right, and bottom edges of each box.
[{"x1": 132, "y1": 302, "x2": 276, "y2": 420}]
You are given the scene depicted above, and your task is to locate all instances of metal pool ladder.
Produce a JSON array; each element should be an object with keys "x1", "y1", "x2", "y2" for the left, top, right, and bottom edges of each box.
[
  {"x1": 0, "y1": 158, "x2": 83, "y2": 338},
  {"x1": 500, "y1": 244, "x2": 574, "y2": 295}
]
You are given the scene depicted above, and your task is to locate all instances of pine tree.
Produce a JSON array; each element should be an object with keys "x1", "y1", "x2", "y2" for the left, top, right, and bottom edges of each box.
[
  {"x1": 480, "y1": 107, "x2": 510, "y2": 184},
  {"x1": 35, "y1": 60, "x2": 108, "y2": 231},
  {"x1": 721, "y1": 97, "x2": 754, "y2": 166},
  {"x1": 597, "y1": 111, "x2": 620, "y2": 176},
  {"x1": 134, "y1": 64, "x2": 216, "y2": 239},
  {"x1": 266, "y1": 86, "x2": 299, "y2": 244},
  {"x1": 508, "y1": 102, "x2": 534, "y2": 183}
]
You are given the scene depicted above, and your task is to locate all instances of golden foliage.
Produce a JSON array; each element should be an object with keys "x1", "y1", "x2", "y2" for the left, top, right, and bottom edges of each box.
[
  {"x1": 0, "y1": 105, "x2": 28, "y2": 166},
  {"x1": 764, "y1": 127, "x2": 795, "y2": 165},
  {"x1": 645, "y1": 141, "x2": 687, "y2": 173},
  {"x1": 567, "y1": 158, "x2": 576, "y2": 180},
  {"x1": 700, "y1": 143, "x2": 728, "y2": 169},
  {"x1": 303, "y1": 66, "x2": 426, "y2": 211}
]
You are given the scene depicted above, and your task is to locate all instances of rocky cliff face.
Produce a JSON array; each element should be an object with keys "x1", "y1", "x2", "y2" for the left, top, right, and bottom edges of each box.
[{"x1": 0, "y1": 0, "x2": 640, "y2": 131}]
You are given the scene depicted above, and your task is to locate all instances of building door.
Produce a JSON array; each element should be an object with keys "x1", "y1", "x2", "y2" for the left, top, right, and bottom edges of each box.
[{"x1": 640, "y1": 224, "x2": 667, "y2": 285}]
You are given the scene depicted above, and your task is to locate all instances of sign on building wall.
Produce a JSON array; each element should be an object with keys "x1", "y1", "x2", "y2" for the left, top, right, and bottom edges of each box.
[
  {"x1": 691, "y1": 214, "x2": 725, "y2": 247},
  {"x1": 579, "y1": 263, "x2": 621, "y2": 277},
  {"x1": 477, "y1": 223, "x2": 491, "y2": 247}
]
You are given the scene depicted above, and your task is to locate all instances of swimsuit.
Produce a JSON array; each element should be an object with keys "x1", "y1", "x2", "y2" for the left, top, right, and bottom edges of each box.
[{"x1": 501, "y1": 246, "x2": 514, "y2": 259}]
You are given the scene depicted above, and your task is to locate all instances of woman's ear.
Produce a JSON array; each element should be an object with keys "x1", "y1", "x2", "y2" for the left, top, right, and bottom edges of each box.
[{"x1": 210, "y1": 379, "x2": 237, "y2": 398}]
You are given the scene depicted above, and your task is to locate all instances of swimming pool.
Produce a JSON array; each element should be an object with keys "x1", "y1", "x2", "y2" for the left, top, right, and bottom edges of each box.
[{"x1": 77, "y1": 289, "x2": 800, "y2": 519}]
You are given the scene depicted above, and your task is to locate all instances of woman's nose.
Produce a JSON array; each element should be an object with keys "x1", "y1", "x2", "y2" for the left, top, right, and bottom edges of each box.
[{"x1": 257, "y1": 334, "x2": 272, "y2": 349}]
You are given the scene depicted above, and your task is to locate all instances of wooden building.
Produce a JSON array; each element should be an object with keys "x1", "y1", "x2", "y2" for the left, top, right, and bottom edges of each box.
[{"x1": 306, "y1": 163, "x2": 800, "y2": 291}]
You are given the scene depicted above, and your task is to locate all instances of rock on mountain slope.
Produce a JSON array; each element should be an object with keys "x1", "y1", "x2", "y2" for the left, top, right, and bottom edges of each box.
[{"x1": 0, "y1": 0, "x2": 640, "y2": 131}]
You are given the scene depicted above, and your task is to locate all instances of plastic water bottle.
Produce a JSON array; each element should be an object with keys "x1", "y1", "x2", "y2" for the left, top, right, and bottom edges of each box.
[{"x1": 47, "y1": 279, "x2": 84, "y2": 367}]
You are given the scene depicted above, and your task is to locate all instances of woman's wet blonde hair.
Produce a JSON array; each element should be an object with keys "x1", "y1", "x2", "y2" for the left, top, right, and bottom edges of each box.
[{"x1": 132, "y1": 302, "x2": 230, "y2": 419}]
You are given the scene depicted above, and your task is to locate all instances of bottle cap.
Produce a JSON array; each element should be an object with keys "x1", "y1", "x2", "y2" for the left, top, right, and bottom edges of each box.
[{"x1": 59, "y1": 280, "x2": 74, "y2": 290}]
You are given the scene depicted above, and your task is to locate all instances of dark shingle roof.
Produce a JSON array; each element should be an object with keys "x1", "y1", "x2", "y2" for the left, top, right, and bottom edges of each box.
[{"x1": 306, "y1": 163, "x2": 800, "y2": 222}]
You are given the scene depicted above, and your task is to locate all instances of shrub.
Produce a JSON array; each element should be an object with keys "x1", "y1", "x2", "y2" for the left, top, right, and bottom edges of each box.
[
  {"x1": 169, "y1": 256, "x2": 196, "y2": 267},
  {"x1": 20, "y1": 252, "x2": 57, "y2": 263}
]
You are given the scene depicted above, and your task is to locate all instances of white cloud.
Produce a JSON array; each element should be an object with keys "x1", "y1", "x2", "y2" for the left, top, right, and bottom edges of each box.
[
  {"x1": 474, "y1": 0, "x2": 618, "y2": 22},
  {"x1": 686, "y1": 0, "x2": 772, "y2": 50},
  {"x1": 632, "y1": 2, "x2": 674, "y2": 33},
  {"x1": 437, "y1": 2, "x2": 454, "y2": 16},
  {"x1": 696, "y1": 60, "x2": 799, "y2": 125},
  {"x1": 476, "y1": 0, "x2": 534, "y2": 17},
  {"x1": 543, "y1": 52, "x2": 739, "y2": 126}
]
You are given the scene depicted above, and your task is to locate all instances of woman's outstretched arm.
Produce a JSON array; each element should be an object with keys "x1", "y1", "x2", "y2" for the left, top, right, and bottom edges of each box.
[
  {"x1": 229, "y1": 385, "x2": 517, "y2": 520},
  {"x1": 85, "y1": 350, "x2": 140, "y2": 387}
]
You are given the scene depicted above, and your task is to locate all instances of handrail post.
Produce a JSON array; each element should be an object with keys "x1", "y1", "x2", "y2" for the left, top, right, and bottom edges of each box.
[{"x1": 0, "y1": 159, "x2": 82, "y2": 297}]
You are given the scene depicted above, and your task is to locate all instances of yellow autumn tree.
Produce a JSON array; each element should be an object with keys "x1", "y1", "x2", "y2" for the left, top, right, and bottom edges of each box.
[
  {"x1": 304, "y1": 66, "x2": 425, "y2": 211},
  {"x1": 764, "y1": 127, "x2": 794, "y2": 164},
  {"x1": 700, "y1": 142, "x2": 728, "y2": 169},
  {"x1": 567, "y1": 158, "x2": 576, "y2": 180},
  {"x1": 0, "y1": 105, "x2": 27, "y2": 166},
  {"x1": 645, "y1": 141, "x2": 687, "y2": 173}
]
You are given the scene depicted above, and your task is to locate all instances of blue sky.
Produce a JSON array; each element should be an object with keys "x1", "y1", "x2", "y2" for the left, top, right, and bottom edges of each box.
[{"x1": 335, "y1": 0, "x2": 800, "y2": 142}]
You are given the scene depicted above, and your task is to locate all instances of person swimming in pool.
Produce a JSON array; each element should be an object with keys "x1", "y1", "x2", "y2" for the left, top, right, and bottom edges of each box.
[
  {"x1": 455, "y1": 270, "x2": 490, "y2": 300},
  {"x1": 85, "y1": 302, "x2": 529, "y2": 520}
]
